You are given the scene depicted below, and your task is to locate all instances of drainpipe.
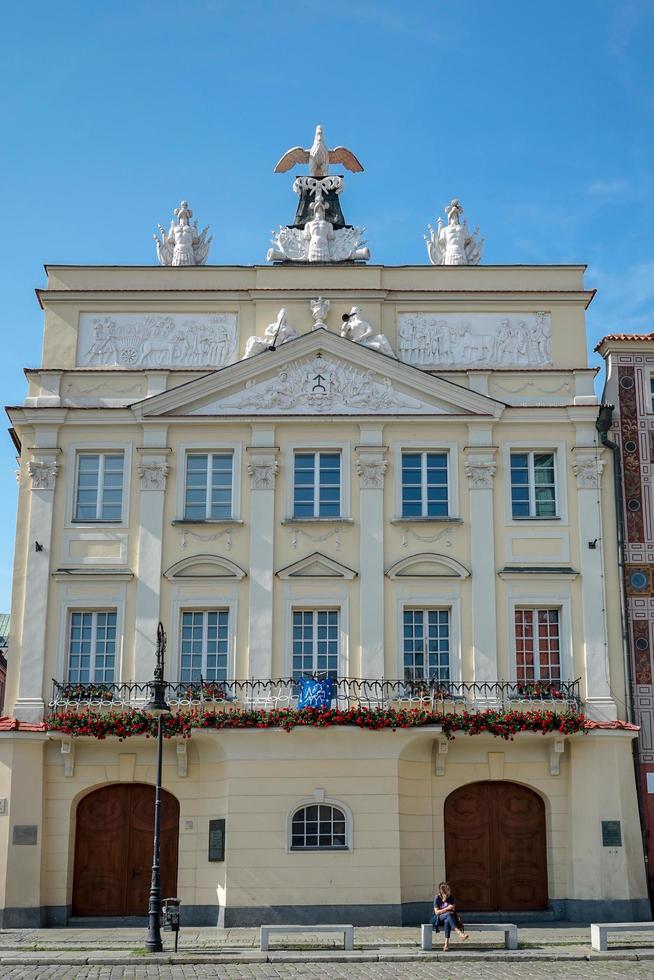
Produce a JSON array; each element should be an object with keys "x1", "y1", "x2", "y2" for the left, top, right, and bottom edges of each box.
[{"x1": 597, "y1": 403, "x2": 651, "y2": 909}]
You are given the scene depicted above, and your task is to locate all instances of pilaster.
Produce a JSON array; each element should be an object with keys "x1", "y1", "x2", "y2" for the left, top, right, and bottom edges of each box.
[
  {"x1": 246, "y1": 427, "x2": 279, "y2": 679},
  {"x1": 571, "y1": 445, "x2": 615, "y2": 720},
  {"x1": 357, "y1": 426, "x2": 387, "y2": 679},
  {"x1": 133, "y1": 430, "x2": 170, "y2": 681},
  {"x1": 464, "y1": 441, "x2": 498, "y2": 684},
  {"x1": 14, "y1": 441, "x2": 61, "y2": 724}
]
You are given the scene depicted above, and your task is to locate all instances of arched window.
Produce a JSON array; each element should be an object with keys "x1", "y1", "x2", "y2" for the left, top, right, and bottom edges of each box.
[{"x1": 290, "y1": 802, "x2": 349, "y2": 850}]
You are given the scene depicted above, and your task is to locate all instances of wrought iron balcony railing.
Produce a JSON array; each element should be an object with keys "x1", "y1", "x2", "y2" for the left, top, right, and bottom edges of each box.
[{"x1": 50, "y1": 677, "x2": 582, "y2": 715}]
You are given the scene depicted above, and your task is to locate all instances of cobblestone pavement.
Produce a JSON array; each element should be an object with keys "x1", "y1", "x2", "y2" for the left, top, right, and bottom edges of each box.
[{"x1": 3, "y1": 965, "x2": 654, "y2": 979}]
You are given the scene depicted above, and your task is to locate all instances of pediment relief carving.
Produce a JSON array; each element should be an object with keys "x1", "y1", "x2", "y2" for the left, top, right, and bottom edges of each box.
[
  {"x1": 386, "y1": 553, "x2": 470, "y2": 580},
  {"x1": 163, "y1": 554, "x2": 246, "y2": 581},
  {"x1": 276, "y1": 552, "x2": 357, "y2": 580}
]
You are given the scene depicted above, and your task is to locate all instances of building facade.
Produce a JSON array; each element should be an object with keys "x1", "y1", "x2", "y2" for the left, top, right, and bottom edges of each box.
[
  {"x1": 598, "y1": 333, "x2": 654, "y2": 896},
  {"x1": 0, "y1": 259, "x2": 648, "y2": 927}
]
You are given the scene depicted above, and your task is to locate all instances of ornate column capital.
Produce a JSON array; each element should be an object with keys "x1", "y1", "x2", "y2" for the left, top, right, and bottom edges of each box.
[
  {"x1": 138, "y1": 461, "x2": 170, "y2": 491},
  {"x1": 356, "y1": 448, "x2": 388, "y2": 489},
  {"x1": 248, "y1": 454, "x2": 279, "y2": 490},
  {"x1": 28, "y1": 452, "x2": 60, "y2": 491},
  {"x1": 463, "y1": 448, "x2": 497, "y2": 489},
  {"x1": 571, "y1": 450, "x2": 606, "y2": 489}
]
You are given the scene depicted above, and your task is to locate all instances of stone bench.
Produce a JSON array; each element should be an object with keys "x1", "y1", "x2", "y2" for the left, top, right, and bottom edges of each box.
[
  {"x1": 260, "y1": 924, "x2": 354, "y2": 951},
  {"x1": 590, "y1": 922, "x2": 654, "y2": 951},
  {"x1": 421, "y1": 921, "x2": 518, "y2": 950}
]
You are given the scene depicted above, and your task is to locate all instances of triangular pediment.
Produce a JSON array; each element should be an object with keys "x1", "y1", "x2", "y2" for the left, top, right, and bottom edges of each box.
[
  {"x1": 131, "y1": 331, "x2": 504, "y2": 419},
  {"x1": 276, "y1": 552, "x2": 357, "y2": 580}
]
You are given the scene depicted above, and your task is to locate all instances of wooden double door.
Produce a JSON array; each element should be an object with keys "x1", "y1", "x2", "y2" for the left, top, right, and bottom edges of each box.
[
  {"x1": 444, "y1": 781, "x2": 548, "y2": 911},
  {"x1": 73, "y1": 784, "x2": 179, "y2": 917}
]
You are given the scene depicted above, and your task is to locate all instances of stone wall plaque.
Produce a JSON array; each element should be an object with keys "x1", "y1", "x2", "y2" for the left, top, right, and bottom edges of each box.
[
  {"x1": 77, "y1": 313, "x2": 238, "y2": 369},
  {"x1": 397, "y1": 312, "x2": 551, "y2": 369},
  {"x1": 208, "y1": 818, "x2": 225, "y2": 862},
  {"x1": 12, "y1": 824, "x2": 38, "y2": 845},
  {"x1": 601, "y1": 820, "x2": 622, "y2": 847}
]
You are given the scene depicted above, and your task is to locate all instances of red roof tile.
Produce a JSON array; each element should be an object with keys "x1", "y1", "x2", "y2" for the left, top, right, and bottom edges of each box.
[
  {"x1": 595, "y1": 333, "x2": 654, "y2": 351},
  {"x1": 0, "y1": 716, "x2": 47, "y2": 732}
]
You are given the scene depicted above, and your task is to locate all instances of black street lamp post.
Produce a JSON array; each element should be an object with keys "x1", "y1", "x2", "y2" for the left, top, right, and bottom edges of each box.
[{"x1": 144, "y1": 622, "x2": 170, "y2": 954}]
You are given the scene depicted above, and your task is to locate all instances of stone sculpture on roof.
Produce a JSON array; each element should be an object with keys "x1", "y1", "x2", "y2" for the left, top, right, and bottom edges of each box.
[
  {"x1": 424, "y1": 198, "x2": 483, "y2": 266},
  {"x1": 243, "y1": 308, "x2": 300, "y2": 358},
  {"x1": 341, "y1": 307, "x2": 396, "y2": 358},
  {"x1": 154, "y1": 200, "x2": 212, "y2": 266},
  {"x1": 268, "y1": 125, "x2": 369, "y2": 265}
]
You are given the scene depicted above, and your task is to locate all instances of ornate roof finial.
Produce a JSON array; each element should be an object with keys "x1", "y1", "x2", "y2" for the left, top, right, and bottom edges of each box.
[
  {"x1": 274, "y1": 124, "x2": 364, "y2": 177},
  {"x1": 154, "y1": 200, "x2": 213, "y2": 266},
  {"x1": 424, "y1": 198, "x2": 484, "y2": 266}
]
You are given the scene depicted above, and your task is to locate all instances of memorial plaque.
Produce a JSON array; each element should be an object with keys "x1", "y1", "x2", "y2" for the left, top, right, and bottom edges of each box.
[
  {"x1": 13, "y1": 824, "x2": 38, "y2": 845},
  {"x1": 601, "y1": 820, "x2": 622, "y2": 847},
  {"x1": 208, "y1": 818, "x2": 225, "y2": 862}
]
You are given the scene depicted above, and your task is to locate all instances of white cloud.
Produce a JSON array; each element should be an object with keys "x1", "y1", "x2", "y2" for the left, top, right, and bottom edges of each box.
[{"x1": 586, "y1": 178, "x2": 630, "y2": 199}]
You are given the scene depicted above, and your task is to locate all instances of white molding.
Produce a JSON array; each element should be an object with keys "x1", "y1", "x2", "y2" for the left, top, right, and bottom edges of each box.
[
  {"x1": 505, "y1": 529, "x2": 570, "y2": 565},
  {"x1": 386, "y1": 553, "x2": 470, "y2": 580},
  {"x1": 395, "y1": 592, "x2": 462, "y2": 682},
  {"x1": 65, "y1": 440, "x2": 133, "y2": 529},
  {"x1": 175, "y1": 440, "x2": 242, "y2": 521},
  {"x1": 163, "y1": 554, "x2": 247, "y2": 581},
  {"x1": 276, "y1": 552, "x2": 357, "y2": 580},
  {"x1": 169, "y1": 592, "x2": 238, "y2": 681},
  {"x1": 282, "y1": 584, "x2": 349, "y2": 679},
  {"x1": 284, "y1": 441, "x2": 351, "y2": 521},
  {"x1": 392, "y1": 440, "x2": 459, "y2": 519},
  {"x1": 60, "y1": 530, "x2": 129, "y2": 566},
  {"x1": 55, "y1": 591, "x2": 126, "y2": 683},
  {"x1": 501, "y1": 439, "x2": 568, "y2": 526},
  {"x1": 505, "y1": 585, "x2": 573, "y2": 683},
  {"x1": 286, "y1": 796, "x2": 354, "y2": 853}
]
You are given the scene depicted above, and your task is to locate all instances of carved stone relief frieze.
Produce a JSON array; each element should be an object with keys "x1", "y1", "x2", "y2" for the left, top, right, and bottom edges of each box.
[
  {"x1": 397, "y1": 312, "x2": 552, "y2": 369},
  {"x1": 77, "y1": 313, "x2": 238, "y2": 369}
]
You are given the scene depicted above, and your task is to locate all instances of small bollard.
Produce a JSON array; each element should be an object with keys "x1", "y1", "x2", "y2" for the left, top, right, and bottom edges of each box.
[{"x1": 161, "y1": 897, "x2": 181, "y2": 952}]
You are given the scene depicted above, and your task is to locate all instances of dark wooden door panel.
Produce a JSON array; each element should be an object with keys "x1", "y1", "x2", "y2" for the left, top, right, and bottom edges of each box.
[
  {"x1": 444, "y1": 781, "x2": 548, "y2": 912},
  {"x1": 73, "y1": 784, "x2": 179, "y2": 917}
]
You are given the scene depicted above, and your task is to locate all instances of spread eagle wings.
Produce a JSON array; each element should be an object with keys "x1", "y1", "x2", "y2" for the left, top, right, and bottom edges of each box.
[
  {"x1": 328, "y1": 147, "x2": 364, "y2": 172},
  {"x1": 274, "y1": 146, "x2": 310, "y2": 173}
]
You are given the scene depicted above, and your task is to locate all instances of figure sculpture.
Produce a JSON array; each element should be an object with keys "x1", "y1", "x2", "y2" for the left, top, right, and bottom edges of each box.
[
  {"x1": 243, "y1": 308, "x2": 300, "y2": 358},
  {"x1": 267, "y1": 198, "x2": 369, "y2": 264},
  {"x1": 154, "y1": 201, "x2": 212, "y2": 266},
  {"x1": 310, "y1": 297, "x2": 330, "y2": 330},
  {"x1": 274, "y1": 125, "x2": 364, "y2": 177},
  {"x1": 340, "y1": 307, "x2": 397, "y2": 358},
  {"x1": 424, "y1": 199, "x2": 483, "y2": 266}
]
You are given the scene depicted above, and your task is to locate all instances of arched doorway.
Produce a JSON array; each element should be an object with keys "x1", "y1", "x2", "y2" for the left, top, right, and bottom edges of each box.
[
  {"x1": 444, "y1": 781, "x2": 548, "y2": 911},
  {"x1": 73, "y1": 784, "x2": 180, "y2": 916}
]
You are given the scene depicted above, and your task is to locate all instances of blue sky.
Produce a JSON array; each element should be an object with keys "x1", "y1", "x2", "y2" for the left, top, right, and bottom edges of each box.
[{"x1": 1, "y1": 0, "x2": 653, "y2": 608}]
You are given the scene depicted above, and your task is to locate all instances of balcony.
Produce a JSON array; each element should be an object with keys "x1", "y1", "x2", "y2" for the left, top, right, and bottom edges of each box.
[{"x1": 49, "y1": 677, "x2": 581, "y2": 716}]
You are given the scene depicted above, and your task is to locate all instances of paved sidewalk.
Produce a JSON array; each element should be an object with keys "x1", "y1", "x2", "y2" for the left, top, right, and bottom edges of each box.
[{"x1": 2, "y1": 924, "x2": 654, "y2": 977}]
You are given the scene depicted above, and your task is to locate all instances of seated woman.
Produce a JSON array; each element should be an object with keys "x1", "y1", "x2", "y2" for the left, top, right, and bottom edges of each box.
[{"x1": 432, "y1": 881, "x2": 468, "y2": 952}]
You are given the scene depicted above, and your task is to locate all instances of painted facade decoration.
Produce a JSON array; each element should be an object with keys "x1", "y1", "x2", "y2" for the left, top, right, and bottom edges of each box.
[
  {"x1": 397, "y1": 312, "x2": 551, "y2": 368},
  {"x1": 77, "y1": 313, "x2": 238, "y2": 368}
]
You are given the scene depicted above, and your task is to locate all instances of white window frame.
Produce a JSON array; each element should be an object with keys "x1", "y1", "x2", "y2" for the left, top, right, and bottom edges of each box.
[
  {"x1": 283, "y1": 588, "x2": 349, "y2": 678},
  {"x1": 502, "y1": 441, "x2": 567, "y2": 525},
  {"x1": 394, "y1": 441, "x2": 458, "y2": 520},
  {"x1": 66, "y1": 442, "x2": 132, "y2": 528},
  {"x1": 176, "y1": 441, "x2": 242, "y2": 521},
  {"x1": 65, "y1": 608, "x2": 119, "y2": 684},
  {"x1": 170, "y1": 594, "x2": 238, "y2": 681},
  {"x1": 286, "y1": 796, "x2": 353, "y2": 852},
  {"x1": 56, "y1": 593, "x2": 126, "y2": 683},
  {"x1": 396, "y1": 592, "x2": 461, "y2": 682},
  {"x1": 284, "y1": 442, "x2": 351, "y2": 520},
  {"x1": 507, "y1": 589, "x2": 572, "y2": 683},
  {"x1": 512, "y1": 606, "x2": 563, "y2": 685},
  {"x1": 177, "y1": 608, "x2": 231, "y2": 683}
]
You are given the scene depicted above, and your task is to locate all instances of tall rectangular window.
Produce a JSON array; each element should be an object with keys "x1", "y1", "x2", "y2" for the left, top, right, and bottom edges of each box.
[
  {"x1": 184, "y1": 453, "x2": 233, "y2": 520},
  {"x1": 292, "y1": 609, "x2": 339, "y2": 680},
  {"x1": 293, "y1": 452, "x2": 341, "y2": 518},
  {"x1": 510, "y1": 451, "x2": 556, "y2": 518},
  {"x1": 650, "y1": 376, "x2": 654, "y2": 413},
  {"x1": 67, "y1": 610, "x2": 117, "y2": 684},
  {"x1": 74, "y1": 453, "x2": 124, "y2": 521},
  {"x1": 401, "y1": 452, "x2": 448, "y2": 517},
  {"x1": 514, "y1": 608, "x2": 561, "y2": 684},
  {"x1": 180, "y1": 610, "x2": 229, "y2": 682},
  {"x1": 403, "y1": 609, "x2": 450, "y2": 682}
]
